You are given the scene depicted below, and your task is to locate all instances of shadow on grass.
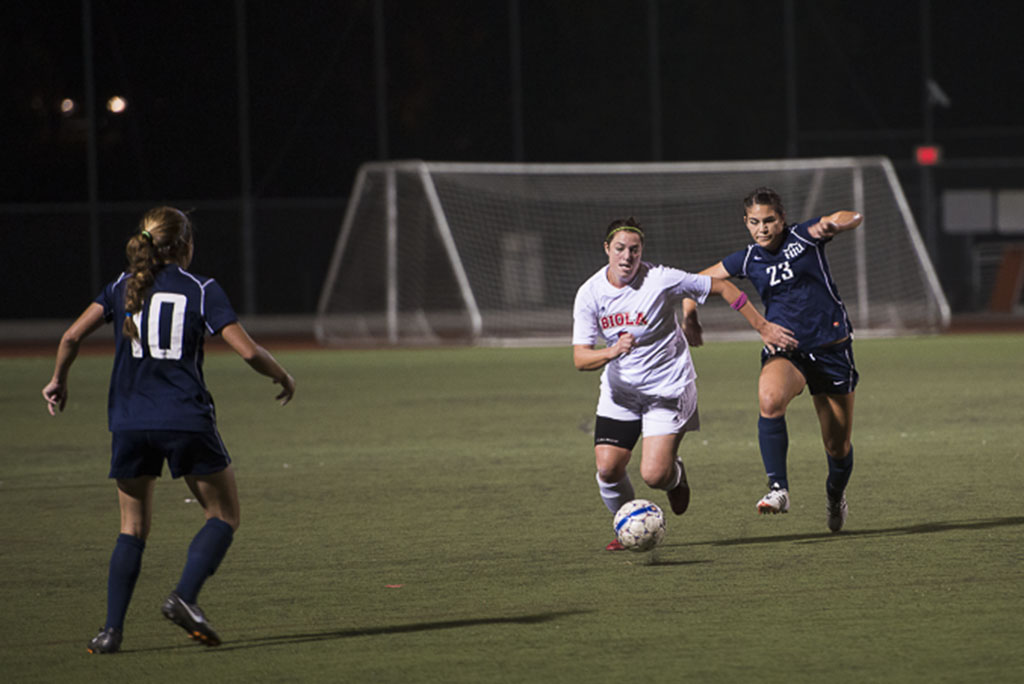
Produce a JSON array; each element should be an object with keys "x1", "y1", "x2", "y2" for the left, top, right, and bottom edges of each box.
[
  {"x1": 703, "y1": 515, "x2": 1024, "y2": 547},
  {"x1": 128, "y1": 609, "x2": 594, "y2": 653},
  {"x1": 644, "y1": 557, "x2": 714, "y2": 567}
]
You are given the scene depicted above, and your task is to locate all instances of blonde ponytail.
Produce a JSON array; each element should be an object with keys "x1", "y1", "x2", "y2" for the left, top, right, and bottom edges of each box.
[{"x1": 122, "y1": 207, "x2": 192, "y2": 341}]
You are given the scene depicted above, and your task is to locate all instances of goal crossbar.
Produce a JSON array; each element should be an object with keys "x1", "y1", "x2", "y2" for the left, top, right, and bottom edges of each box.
[{"x1": 316, "y1": 157, "x2": 950, "y2": 346}]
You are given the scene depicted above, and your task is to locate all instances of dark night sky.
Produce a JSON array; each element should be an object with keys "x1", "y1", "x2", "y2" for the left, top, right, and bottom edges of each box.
[
  {"x1": 3, "y1": 1, "x2": 1024, "y2": 319},
  {"x1": 4, "y1": 0, "x2": 1024, "y2": 205}
]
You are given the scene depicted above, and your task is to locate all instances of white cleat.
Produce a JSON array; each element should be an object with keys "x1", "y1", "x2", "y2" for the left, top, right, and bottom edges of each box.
[
  {"x1": 826, "y1": 492, "x2": 848, "y2": 532},
  {"x1": 757, "y1": 484, "x2": 790, "y2": 515}
]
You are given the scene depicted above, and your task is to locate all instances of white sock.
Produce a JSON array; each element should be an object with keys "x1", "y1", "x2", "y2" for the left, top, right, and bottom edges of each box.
[
  {"x1": 597, "y1": 472, "x2": 635, "y2": 514},
  {"x1": 658, "y1": 459, "x2": 683, "y2": 491}
]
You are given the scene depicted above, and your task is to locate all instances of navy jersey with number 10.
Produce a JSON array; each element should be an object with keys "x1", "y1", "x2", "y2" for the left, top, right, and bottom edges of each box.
[
  {"x1": 95, "y1": 265, "x2": 238, "y2": 432},
  {"x1": 721, "y1": 218, "x2": 851, "y2": 350}
]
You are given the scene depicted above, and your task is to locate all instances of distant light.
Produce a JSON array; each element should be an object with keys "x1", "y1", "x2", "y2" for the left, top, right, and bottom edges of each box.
[
  {"x1": 107, "y1": 96, "x2": 127, "y2": 114},
  {"x1": 915, "y1": 145, "x2": 942, "y2": 166},
  {"x1": 60, "y1": 98, "x2": 76, "y2": 115}
]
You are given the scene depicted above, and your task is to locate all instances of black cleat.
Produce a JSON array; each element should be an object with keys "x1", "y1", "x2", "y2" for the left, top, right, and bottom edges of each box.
[
  {"x1": 161, "y1": 592, "x2": 222, "y2": 646},
  {"x1": 666, "y1": 480, "x2": 691, "y2": 515},
  {"x1": 826, "y1": 492, "x2": 848, "y2": 532},
  {"x1": 87, "y1": 626, "x2": 122, "y2": 654}
]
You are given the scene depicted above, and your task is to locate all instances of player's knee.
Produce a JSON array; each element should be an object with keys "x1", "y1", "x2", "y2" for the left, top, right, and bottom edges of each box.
[
  {"x1": 595, "y1": 446, "x2": 631, "y2": 483},
  {"x1": 120, "y1": 525, "x2": 149, "y2": 540},
  {"x1": 758, "y1": 390, "x2": 789, "y2": 417},
  {"x1": 209, "y1": 514, "x2": 239, "y2": 532},
  {"x1": 596, "y1": 463, "x2": 628, "y2": 483},
  {"x1": 639, "y1": 463, "x2": 671, "y2": 490},
  {"x1": 207, "y1": 506, "x2": 240, "y2": 531},
  {"x1": 641, "y1": 472, "x2": 669, "y2": 490},
  {"x1": 824, "y1": 440, "x2": 851, "y2": 461},
  {"x1": 758, "y1": 401, "x2": 786, "y2": 419},
  {"x1": 223, "y1": 510, "x2": 240, "y2": 531}
]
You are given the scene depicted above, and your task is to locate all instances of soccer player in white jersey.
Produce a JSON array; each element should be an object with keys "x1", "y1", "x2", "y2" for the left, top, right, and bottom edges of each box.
[
  {"x1": 43, "y1": 207, "x2": 295, "y2": 653},
  {"x1": 573, "y1": 217, "x2": 796, "y2": 550},
  {"x1": 682, "y1": 187, "x2": 863, "y2": 532}
]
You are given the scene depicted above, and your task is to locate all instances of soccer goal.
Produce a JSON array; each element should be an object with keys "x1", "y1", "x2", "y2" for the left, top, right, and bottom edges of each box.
[{"x1": 315, "y1": 157, "x2": 950, "y2": 346}]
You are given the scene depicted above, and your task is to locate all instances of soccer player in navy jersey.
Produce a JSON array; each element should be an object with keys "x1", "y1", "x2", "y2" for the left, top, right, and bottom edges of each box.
[
  {"x1": 573, "y1": 217, "x2": 796, "y2": 549},
  {"x1": 42, "y1": 207, "x2": 296, "y2": 653},
  {"x1": 682, "y1": 187, "x2": 863, "y2": 532}
]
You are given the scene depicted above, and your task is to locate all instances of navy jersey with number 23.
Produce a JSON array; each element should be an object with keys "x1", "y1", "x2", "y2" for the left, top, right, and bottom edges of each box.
[
  {"x1": 95, "y1": 265, "x2": 238, "y2": 432},
  {"x1": 721, "y1": 217, "x2": 851, "y2": 350}
]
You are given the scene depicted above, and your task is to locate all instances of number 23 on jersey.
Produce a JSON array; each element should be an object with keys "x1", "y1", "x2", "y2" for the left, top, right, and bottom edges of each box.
[{"x1": 767, "y1": 261, "x2": 794, "y2": 286}]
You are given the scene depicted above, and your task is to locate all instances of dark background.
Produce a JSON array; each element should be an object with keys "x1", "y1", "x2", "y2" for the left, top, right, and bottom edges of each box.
[{"x1": 3, "y1": 0, "x2": 1023, "y2": 319}]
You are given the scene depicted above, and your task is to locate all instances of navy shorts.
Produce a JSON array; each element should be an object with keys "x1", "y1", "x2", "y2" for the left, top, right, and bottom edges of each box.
[
  {"x1": 761, "y1": 338, "x2": 859, "y2": 395},
  {"x1": 110, "y1": 429, "x2": 231, "y2": 479}
]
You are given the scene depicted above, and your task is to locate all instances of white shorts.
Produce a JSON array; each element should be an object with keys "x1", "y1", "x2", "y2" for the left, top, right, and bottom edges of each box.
[{"x1": 596, "y1": 378, "x2": 700, "y2": 438}]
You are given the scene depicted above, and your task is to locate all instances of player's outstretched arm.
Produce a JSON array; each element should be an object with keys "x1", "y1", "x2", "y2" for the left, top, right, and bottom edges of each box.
[
  {"x1": 809, "y1": 210, "x2": 863, "y2": 239},
  {"x1": 709, "y1": 277, "x2": 798, "y2": 353},
  {"x1": 220, "y1": 322, "x2": 296, "y2": 405},
  {"x1": 43, "y1": 302, "x2": 106, "y2": 415},
  {"x1": 682, "y1": 262, "x2": 730, "y2": 347}
]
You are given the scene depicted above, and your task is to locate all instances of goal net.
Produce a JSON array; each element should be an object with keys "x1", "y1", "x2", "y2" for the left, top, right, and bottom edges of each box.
[{"x1": 315, "y1": 157, "x2": 949, "y2": 345}]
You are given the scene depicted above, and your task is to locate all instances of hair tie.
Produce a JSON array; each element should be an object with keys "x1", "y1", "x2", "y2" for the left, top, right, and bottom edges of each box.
[
  {"x1": 140, "y1": 230, "x2": 152, "y2": 242},
  {"x1": 125, "y1": 311, "x2": 133, "y2": 318}
]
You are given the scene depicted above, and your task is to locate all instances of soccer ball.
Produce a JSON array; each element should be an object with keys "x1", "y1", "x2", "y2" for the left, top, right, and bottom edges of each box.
[{"x1": 613, "y1": 499, "x2": 666, "y2": 552}]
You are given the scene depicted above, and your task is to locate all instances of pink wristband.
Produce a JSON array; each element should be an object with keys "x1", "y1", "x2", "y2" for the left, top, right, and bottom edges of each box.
[{"x1": 730, "y1": 292, "x2": 748, "y2": 311}]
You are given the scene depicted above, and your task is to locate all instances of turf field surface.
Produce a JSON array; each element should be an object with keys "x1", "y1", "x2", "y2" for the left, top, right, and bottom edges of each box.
[{"x1": 3, "y1": 333, "x2": 1022, "y2": 683}]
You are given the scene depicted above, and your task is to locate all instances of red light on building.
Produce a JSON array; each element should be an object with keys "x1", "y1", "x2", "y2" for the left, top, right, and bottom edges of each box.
[{"x1": 915, "y1": 145, "x2": 942, "y2": 166}]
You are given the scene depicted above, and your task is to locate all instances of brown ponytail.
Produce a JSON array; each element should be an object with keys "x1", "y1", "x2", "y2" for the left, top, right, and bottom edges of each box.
[{"x1": 123, "y1": 207, "x2": 193, "y2": 341}]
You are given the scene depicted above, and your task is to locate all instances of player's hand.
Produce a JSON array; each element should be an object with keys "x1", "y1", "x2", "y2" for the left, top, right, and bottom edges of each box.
[
  {"x1": 814, "y1": 218, "x2": 840, "y2": 238},
  {"x1": 42, "y1": 380, "x2": 67, "y2": 416},
  {"x1": 274, "y1": 374, "x2": 296, "y2": 406},
  {"x1": 759, "y1": 322, "x2": 798, "y2": 354},
  {"x1": 612, "y1": 331, "x2": 636, "y2": 358},
  {"x1": 682, "y1": 314, "x2": 704, "y2": 347}
]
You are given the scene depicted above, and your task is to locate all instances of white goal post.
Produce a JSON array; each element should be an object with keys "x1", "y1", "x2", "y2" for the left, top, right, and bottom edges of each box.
[{"x1": 315, "y1": 157, "x2": 950, "y2": 346}]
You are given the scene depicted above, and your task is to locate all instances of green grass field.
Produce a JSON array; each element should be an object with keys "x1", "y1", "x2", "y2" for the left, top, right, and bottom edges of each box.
[{"x1": 3, "y1": 333, "x2": 1023, "y2": 683}]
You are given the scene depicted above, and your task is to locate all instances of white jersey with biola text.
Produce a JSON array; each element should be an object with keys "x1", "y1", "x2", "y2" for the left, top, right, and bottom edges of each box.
[{"x1": 572, "y1": 262, "x2": 711, "y2": 414}]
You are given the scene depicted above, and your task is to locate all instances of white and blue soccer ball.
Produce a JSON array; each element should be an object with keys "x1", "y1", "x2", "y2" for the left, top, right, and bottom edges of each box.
[{"x1": 613, "y1": 499, "x2": 666, "y2": 552}]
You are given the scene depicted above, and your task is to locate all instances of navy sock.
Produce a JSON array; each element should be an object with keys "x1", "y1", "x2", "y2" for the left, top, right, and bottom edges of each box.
[
  {"x1": 826, "y1": 446, "x2": 854, "y2": 498},
  {"x1": 105, "y1": 533, "x2": 145, "y2": 631},
  {"x1": 758, "y1": 415, "x2": 789, "y2": 490},
  {"x1": 175, "y1": 518, "x2": 234, "y2": 604}
]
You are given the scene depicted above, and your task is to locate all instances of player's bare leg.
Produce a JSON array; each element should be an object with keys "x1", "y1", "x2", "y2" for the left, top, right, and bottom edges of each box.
[
  {"x1": 117, "y1": 476, "x2": 157, "y2": 538},
  {"x1": 814, "y1": 391, "x2": 855, "y2": 531},
  {"x1": 185, "y1": 465, "x2": 241, "y2": 530},
  {"x1": 757, "y1": 357, "x2": 806, "y2": 419},
  {"x1": 640, "y1": 432, "x2": 689, "y2": 514},
  {"x1": 813, "y1": 391, "x2": 855, "y2": 460},
  {"x1": 163, "y1": 466, "x2": 240, "y2": 645},
  {"x1": 595, "y1": 444, "x2": 634, "y2": 549},
  {"x1": 756, "y1": 358, "x2": 805, "y2": 514},
  {"x1": 88, "y1": 477, "x2": 157, "y2": 653}
]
